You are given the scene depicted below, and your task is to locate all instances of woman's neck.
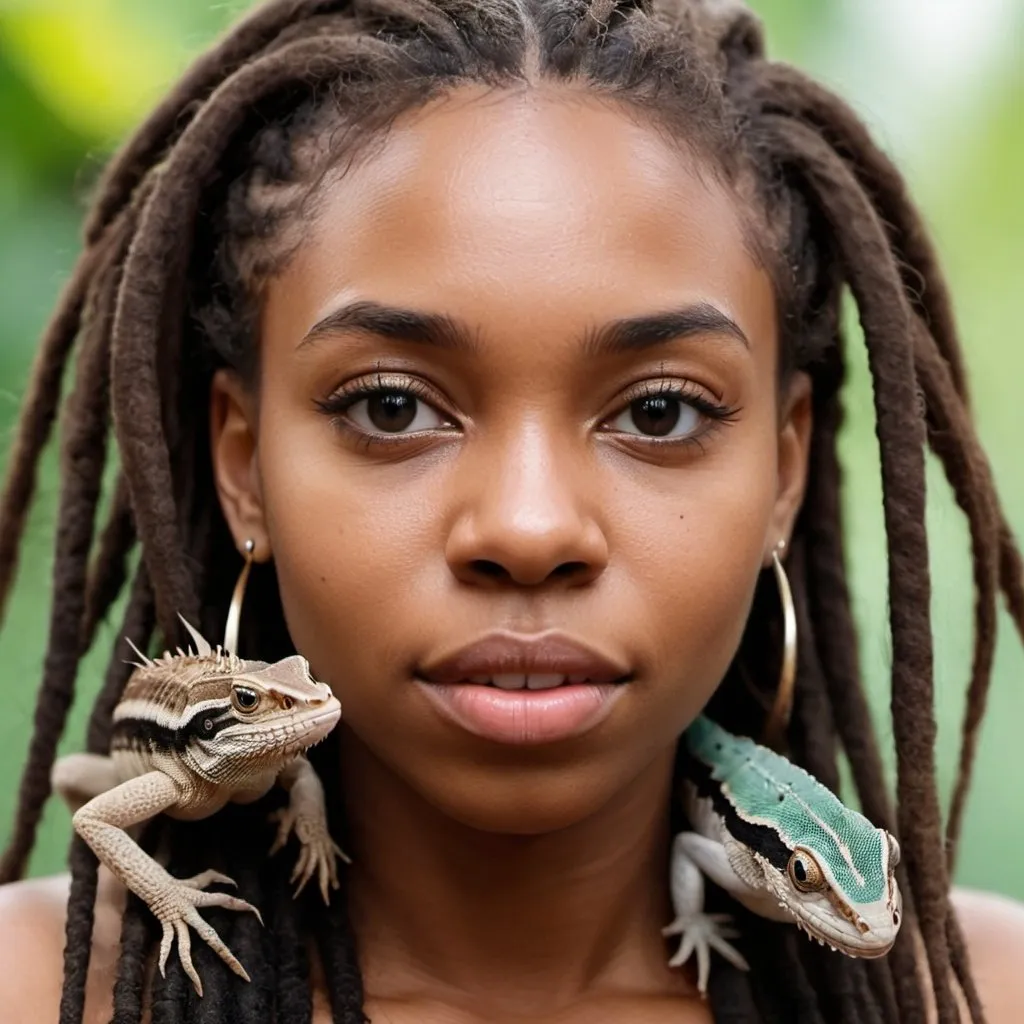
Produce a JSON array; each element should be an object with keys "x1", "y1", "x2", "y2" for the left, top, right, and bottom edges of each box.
[{"x1": 339, "y1": 735, "x2": 695, "y2": 1015}]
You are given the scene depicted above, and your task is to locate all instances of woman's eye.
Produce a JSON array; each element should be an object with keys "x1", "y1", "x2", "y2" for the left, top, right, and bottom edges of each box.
[
  {"x1": 345, "y1": 389, "x2": 449, "y2": 434},
  {"x1": 608, "y1": 394, "x2": 702, "y2": 439}
]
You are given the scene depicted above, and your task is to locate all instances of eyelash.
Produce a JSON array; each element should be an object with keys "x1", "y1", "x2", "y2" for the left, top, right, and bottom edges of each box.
[{"x1": 314, "y1": 373, "x2": 740, "y2": 451}]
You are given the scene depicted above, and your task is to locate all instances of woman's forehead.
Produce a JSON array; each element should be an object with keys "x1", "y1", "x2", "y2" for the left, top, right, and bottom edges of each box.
[{"x1": 265, "y1": 85, "x2": 775, "y2": 356}]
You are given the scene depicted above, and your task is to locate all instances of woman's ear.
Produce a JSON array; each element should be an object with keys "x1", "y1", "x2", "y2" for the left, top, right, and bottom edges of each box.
[
  {"x1": 210, "y1": 369, "x2": 270, "y2": 556},
  {"x1": 767, "y1": 370, "x2": 813, "y2": 561}
]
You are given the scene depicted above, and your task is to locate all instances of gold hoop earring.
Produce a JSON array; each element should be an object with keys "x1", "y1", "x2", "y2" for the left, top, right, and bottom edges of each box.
[
  {"x1": 224, "y1": 538, "x2": 255, "y2": 654},
  {"x1": 761, "y1": 539, "x2": 797, "y2": 751}
]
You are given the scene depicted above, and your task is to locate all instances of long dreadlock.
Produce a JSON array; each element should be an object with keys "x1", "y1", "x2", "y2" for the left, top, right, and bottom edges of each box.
[{"x1": 1, "y1": 0, "x2": 1021, "y2": 1022}]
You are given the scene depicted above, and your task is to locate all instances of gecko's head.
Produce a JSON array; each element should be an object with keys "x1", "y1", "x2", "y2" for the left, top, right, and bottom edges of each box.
[
  {"x1": 184, "y1": 654, "x2": 341, "y2": 783},
  {"x1": 761, "y1": 825, "x2": 903, "y2": 958}
]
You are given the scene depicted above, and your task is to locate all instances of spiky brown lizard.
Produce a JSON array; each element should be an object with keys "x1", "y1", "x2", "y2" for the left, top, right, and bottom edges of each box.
[{"x1": 50, "y1": 615, "x2": 347, "y2": 996}]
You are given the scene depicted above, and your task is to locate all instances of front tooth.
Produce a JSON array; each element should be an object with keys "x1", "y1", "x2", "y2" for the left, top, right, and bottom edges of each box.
[
  {"x1": 526, "y1": 674, "x2": 564, "y2": 690},
  {"x1": 492, "y1": 674, "x2": 527, "y2": 690}
]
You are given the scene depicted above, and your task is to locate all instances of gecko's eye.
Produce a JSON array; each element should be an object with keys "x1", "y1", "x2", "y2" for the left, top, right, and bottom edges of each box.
[
  {"x1": 232, "y1": 686, "x2": 260, "y2": 713},
  {"x1": 787, "y1": 848, "x2": 827, "y2": 893}
]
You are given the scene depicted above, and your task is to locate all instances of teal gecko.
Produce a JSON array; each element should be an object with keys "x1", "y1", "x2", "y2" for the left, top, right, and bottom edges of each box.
[{"x1": 664, "y1": 715, "x2": 903, "y2": 994}]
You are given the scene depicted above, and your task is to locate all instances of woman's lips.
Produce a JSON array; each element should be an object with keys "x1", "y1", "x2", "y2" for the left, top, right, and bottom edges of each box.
[
  {"x1": 416, "y1": 679, "x2": 626, "y2": 744},
  {"x1": 415, "y1": 630, "x2": 631, "y2": 744},
  {"x1": 417, "y1": 630, "x2": 631, "y2": 684}
]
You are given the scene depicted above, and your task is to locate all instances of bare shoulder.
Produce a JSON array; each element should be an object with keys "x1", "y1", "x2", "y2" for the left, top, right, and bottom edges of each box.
[
  {"x1": 952, "y1": 886, "x2": 1024, "y2": 1022},
  {"x1": 0, "y1": 869, "x2": 124, "y2": 1024},
  {"x1": 0, "y1": 874, "x2": 71, "y2": 1019}
]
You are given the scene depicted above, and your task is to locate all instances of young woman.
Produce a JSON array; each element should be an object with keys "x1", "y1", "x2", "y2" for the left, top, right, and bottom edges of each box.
[{"x1": 0, "y1": 0, "x2": 1022, "y2": 1021}]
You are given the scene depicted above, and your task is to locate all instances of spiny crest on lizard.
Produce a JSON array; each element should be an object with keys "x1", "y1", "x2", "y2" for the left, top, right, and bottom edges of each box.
[{"x1": 111, "y1": 614, "x2": 341, "y2": 781}]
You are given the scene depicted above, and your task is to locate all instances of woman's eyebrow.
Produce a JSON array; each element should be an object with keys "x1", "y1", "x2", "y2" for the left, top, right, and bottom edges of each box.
[
  {"x1": 298, "y1": 299, "x2": 749, "y2": 354},
  {"x1": 581, "y1": 302, "x2": 750, "y2": 356}
]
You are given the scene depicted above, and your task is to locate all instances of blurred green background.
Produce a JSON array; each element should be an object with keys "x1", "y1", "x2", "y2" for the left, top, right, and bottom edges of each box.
[{"x1": 0, "y1": 0, "x2": 1021, "y2": 894}]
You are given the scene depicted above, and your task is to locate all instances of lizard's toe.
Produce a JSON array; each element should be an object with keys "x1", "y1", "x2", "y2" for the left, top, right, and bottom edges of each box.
[
  {"x1": 267, "y1": 807, "x2": 294, "y2": 856},
  {"x1": 174, "y1": 919, "x2": 204, "y2": 997},
  {"x1": 183, "y1": 905, "x2": 252, "y2": 984},
  {"x1": 192, "y1": 888, "x2": 264, "y2": 927},
  {"x1": 179, "y1": 869, "x2": 237, "y2": 891},
  {"x1": 158, "y1": 921, "x2": 174, "y2": 979}
]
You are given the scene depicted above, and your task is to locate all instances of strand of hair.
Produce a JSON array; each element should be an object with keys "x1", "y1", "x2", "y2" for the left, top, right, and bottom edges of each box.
[
  {"x1": 80, "y1": 475, "x2": 137, "y2": 654},
  {"x1": 0, "y1": 285, "x2": 117, "y2": 883},
  {"x1": 766, "y1": 113, "x2": 961, "y2": 1023},
  {"x1": 0, "y1": 246, "x2": 99, "y2": 633},
  {"x1": 86, "y1": 569, "x2": 155, "y2": 756},
  {"x1": 58, "y1": 837, "x2": 100, "y2": 1024},
  {"x1": 110, "y1": 892, "x2": 152, "y2": 1024},
  {"x1": 911, "y1": 323, "x2": 1000, "y2": 868},
  {"x1": 749, "y1": 62, "x2": 969, "y2": 402},
  {"x1": 801, "y1": 392, "x2": 895, "y2": 831}
]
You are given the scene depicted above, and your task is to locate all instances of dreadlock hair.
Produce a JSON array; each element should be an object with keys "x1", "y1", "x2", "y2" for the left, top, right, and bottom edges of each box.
[{"x1": 1, "y1": 0, "x2": 1021, "y2": 1021}]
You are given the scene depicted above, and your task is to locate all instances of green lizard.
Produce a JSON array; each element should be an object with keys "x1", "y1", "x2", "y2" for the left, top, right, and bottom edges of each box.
[
  {"x1": 50, "y1": 615, "x2": 346, "y2": 996},
  {"x1": 664, "y1": 714, "x2": 903, "y2": 994}
]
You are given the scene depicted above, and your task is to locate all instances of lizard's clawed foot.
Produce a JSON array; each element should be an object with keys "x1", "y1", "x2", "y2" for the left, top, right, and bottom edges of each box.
[
  {"x1": 268, "y1": 806, "x2": 350, "y2": 903},
  {"x1": 662, "y1": 911, "x2": 750, "y2": 996},
  {"x1": 155, "y1": 873, "x2": 263, "y2": 996}
]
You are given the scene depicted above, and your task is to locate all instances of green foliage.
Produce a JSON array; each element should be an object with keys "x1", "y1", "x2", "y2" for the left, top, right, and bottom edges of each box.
[{"x1": 0, "y1": 0, "x2": 1021, "y2": 901}]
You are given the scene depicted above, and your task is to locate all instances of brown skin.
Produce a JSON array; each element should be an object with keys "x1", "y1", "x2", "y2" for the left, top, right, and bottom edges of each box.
[{"x1": 1, "y1": 85, "x2": 1022, "y2": 1022}]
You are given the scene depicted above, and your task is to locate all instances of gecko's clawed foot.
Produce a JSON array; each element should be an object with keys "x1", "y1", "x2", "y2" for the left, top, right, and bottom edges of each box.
[
  {"x1": 268, "y1": 806, "x2": 350, "y2": 904},
  {"x1": 662, "y1": 911, "x2": 750, "y2": 996},
  {"x1": 155, "y1": 872, "x2": 263, "y2": 997}
]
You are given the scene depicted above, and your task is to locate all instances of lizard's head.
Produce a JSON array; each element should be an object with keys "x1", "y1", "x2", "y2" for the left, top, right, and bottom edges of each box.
[
  {"x1": 184, "y1": 653, "x2": 341, "y2": 783},
  {"x1": 758, "y1": 821, "x2": 903, "y2": 958}
]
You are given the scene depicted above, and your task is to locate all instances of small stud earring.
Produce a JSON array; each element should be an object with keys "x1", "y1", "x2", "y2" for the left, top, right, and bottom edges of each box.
[
  {"x1": 762, "y1": 539, "x2": 796, "y2": 750},
  {"x1": 224, "y1": 538, "x2": 255, "y2": 655}
]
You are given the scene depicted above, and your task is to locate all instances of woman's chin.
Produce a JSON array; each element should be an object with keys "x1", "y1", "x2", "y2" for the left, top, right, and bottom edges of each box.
[{"x1": 398, "y1": 747, "x2": 671, "y2": 839}]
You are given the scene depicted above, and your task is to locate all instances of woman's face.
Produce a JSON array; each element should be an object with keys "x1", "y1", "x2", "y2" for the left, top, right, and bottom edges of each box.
[{"x1": 211, "y1": 85, "x2": 811, "y2": 834}]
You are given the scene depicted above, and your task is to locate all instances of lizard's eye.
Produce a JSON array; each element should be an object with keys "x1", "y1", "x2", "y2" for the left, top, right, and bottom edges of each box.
[
  {"x1": 787, "y1": 849, "x2": 827, "y2": 893},
  {"x1": 232, "y1": 686, "x2": 260, "y2": 713}
]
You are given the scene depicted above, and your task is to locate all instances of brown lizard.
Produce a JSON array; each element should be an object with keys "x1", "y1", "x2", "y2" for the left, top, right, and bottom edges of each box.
[{"x1": 50, "y1": 615, "x2": 346, "y2": 996}]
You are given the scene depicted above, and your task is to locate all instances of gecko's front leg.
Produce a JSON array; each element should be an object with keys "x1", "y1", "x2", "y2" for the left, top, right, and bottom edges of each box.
[
  {"x1": 51, "y1": 752, "x2": 120, "y2": 815},
  {"x1": 662, "y1": 831, "x2": 751, "y2": 995},
  {"x1": 73, "y1": 770, "x2": 261, "y2": 996},
  {"x1": 268, "y1": 755, "x2": 350, "y2": 902}
]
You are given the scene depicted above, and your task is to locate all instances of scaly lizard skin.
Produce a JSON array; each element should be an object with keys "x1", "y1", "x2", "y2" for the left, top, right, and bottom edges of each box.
[
  {"x1": 50, "y1": 615, "x2": 346, "y2": 996},
  {"x1": 664, "y1": 715, "x2": 903, "y2": 994}
]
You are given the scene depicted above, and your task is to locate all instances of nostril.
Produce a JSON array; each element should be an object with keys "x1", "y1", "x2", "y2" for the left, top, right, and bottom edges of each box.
[
  {"x1": 893, "y1": 909, "x2": 901, "y2": 927},
  {"x1": 552, "y1": 560, "x2": 588, "y2": 579},
  {"x1": 470, "y1": 559, "x2": 507, "y2": 580}
]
